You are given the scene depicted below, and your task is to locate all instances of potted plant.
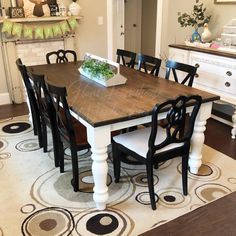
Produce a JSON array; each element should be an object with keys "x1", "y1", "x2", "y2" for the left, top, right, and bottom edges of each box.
[
  {"x1": 79, "y1": 53, "x2": 127, "y2": 87},
  {"x1": 177, "y1": 0, "x2": 211, "y2": 42},
  {"x1": 81, "y1": 58, "x2": 115, "y2": 81}
]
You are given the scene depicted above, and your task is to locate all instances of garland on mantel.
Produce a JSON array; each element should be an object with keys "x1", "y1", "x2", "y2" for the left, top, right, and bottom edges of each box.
[{"x1": 1, "y1": 17, "x2": 78, "y2": 39}]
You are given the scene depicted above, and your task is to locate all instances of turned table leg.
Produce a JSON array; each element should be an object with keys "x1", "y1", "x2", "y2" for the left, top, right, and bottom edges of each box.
[
  {"x1": 189, "y1": 102, "x2": 212, "y2": 174},
  {"x1": 231, "y1": 108, "x2": 236, "y2": 139},
  {"x1": 87, "y1": 126, "x2": 111, "y2": 210}
]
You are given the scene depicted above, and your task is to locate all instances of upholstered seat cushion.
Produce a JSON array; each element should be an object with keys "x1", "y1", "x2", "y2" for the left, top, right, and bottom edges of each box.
[{"x1": 113, "y1": 127, "x2": 184, "y2": 158}]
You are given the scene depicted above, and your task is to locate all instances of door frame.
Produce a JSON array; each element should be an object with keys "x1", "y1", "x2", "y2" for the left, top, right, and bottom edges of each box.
[{"x1": 107, "y1": 0, "x2": 165, "y2": 60}]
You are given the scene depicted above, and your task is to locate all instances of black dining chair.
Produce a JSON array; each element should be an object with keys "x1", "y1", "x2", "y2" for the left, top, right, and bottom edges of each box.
[
  {"x1": 46, "y1": 49, "x2": 77, "y2": 64},
  {"x1": 137, "y1": 53, "x2": 162, "y2": 76},
  {"x1": 112, "y1": 95, "x2": 202, "y2": 210},
  {"x1": 165, "y1": 60, "x2": 198, "y2": 87},
  {"x1": 116, "y1": 49, "x2": 136, "y2": 68},
  {"x1": 28, "y1": 72, "x2": 61, "y2": 167},
  {"x1": 46, "y1": 82, "x2": 91, "y2": 192},
  {"x1": 16, "y1": 58, "x2": 43, "y2": 147}
]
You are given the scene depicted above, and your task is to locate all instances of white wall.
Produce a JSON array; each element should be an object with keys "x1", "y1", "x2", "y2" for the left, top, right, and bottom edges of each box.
[{"x1": 72, "y1": 0, "x2": 108, "y2": 59}]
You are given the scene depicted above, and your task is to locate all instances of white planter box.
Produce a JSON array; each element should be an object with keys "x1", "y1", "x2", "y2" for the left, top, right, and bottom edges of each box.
[{"x1": 79, "y1": 53, "x2": 127, "y2": 87}]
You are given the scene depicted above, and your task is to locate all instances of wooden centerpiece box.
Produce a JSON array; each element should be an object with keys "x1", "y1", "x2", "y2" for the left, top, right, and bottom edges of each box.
[{"x1": 78, "y1": 53, "x2": 127, "y2": 87}]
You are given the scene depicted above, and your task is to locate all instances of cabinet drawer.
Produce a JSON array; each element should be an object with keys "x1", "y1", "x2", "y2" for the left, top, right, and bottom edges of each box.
[
  {"x1": 190, "y1": 54, "x2": 236, "y2": 96},
  {"x1": 194, "y1": 69, "x2": 236, "y2": 95}
]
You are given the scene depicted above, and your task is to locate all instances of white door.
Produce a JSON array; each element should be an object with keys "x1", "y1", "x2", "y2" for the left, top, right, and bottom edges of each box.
[
  {"x1": 115, "y1": 0, "x2": 125, "y2": 51},
  {"x1": 124, "y1": 0, "x2": 142, "y2": 53}
]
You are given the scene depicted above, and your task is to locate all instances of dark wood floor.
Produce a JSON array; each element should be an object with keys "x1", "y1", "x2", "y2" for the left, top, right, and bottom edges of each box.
[{"x1": 0, "y1": 103, "x2": 236, "y2": 235}]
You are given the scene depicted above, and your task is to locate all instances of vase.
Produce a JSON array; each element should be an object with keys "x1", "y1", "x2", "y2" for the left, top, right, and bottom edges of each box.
[
  {"x1": 68, "y1": 1, "x2": 81, "y2": 16},
  {"x1": 191, "y1": 28, "x2": 201, "y2": 42},
  {"x1": 201, "y1": 23, "x2": 212, "y2": 43}
]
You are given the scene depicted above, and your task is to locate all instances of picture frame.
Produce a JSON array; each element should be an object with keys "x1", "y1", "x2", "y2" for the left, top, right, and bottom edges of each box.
[
  {"x1": 9, "y1": 7, "x2": 25, "y2": 18},
  {"x1": 16, "y1": 0, "x2": 56, "y2": 17},
  {"x1": 214, "y1": 0, "x2": 236, "y2": 4}
]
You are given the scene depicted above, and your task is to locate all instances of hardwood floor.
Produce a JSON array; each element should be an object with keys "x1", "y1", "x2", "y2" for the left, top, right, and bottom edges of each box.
[
  {"x1": 141, "y1": 191, "x2": 236, "y2": 236},
  {"x1": 0, "y1": 102, "x2": 29, "y2": 119},
  {"x1": 0, "y1": 103, "x2": 235, "y2": 235}
]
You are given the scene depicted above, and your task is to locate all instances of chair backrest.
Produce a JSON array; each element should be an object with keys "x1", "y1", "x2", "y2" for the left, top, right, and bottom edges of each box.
[
  {"x1": 28, "y1": 72, "x2": 52, "y2": 120},
  {"x1": 165, "y1": 60, "x2": 197, "y2": 87},
  {"x1": 46, "y1": 82, "x2": 76, "y2": 144},
  {"x1": 116, "y1": 49, "x2": 136, "y2": 68},
  {"x1": 15, "y1": 58, "x2": 39, "y2": 116},
  {"x1": 148, "y1": 95, "x2": 202, "y2": 158},
  {"x1": 137, "y1": 53, "x2": 162, "y2": 76},
  {"x1": 46, "y1": 49, "x2": 77, "y2": 64}
]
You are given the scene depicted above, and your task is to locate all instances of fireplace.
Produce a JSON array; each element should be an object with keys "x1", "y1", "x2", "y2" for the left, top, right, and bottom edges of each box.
[{"x1": 0, "y1": 16, "x2": 80, "y2": 104}]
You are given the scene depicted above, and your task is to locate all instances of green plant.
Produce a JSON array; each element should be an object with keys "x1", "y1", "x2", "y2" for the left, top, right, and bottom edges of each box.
[
  {"x1": 81, "y1": 58, "x2": 115, "y2": 81},
  {"x1": 177, "y1": 0, "x2": 211, "y2": 29}
]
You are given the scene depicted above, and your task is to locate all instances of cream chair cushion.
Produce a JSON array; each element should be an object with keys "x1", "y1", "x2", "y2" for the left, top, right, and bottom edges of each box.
[{"x1": 113, "y1": 127, "x2": 184, "y2": 158}]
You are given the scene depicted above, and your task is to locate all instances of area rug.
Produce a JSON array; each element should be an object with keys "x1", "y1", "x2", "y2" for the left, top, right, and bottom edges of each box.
[{"x1": 0, "y1": 116, "x2": 236, "y2": 236}]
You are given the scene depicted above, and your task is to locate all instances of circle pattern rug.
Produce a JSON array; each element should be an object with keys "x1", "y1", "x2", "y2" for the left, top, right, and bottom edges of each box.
[
  {"x1": 31, "y1": 161, "x2": 135, "y2": 210},
  {"x1": 0, "y1": 119, "x2": 32, "y2": 136},
  {"x1": 0, "y1": 116, "x2": 236, "y2": 236},
  {"x1": 22, "y1": 207, "x2": 74, "y2": 236}
]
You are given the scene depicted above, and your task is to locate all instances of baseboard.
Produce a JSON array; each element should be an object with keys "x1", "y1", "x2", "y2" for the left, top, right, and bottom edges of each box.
[{"x1": 0, "y1": 93, "x2": 11, "y2": 105}]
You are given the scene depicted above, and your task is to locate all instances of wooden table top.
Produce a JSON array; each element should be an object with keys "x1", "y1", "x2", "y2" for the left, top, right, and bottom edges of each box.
[{"x1": 29, "y1": 62, "x2": 219, "y2": 127}]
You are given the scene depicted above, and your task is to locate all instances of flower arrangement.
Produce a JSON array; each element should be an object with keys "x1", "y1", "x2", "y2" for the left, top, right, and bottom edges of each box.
[{"x1": 177, "y1": 0, "x2": 211, "y2": 29}]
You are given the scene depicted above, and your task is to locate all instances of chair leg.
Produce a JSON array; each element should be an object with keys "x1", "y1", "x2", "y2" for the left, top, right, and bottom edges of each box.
[
  {"x1": 146, "y1": 163, "x2": 156, "y2": 210},
  {"x1": 112, "y1": 143, "x2": 121, "y2": 183},
  {"x1": 182, "y1": 154, "x2": 188, "y2": 196},
  {"x1": 71, "y1": 147, "x2": 79, "y2": 192},
  {"x1": 29, "y1": 105, "x2": 38, "y2": 135},
  {"x1": 31, "y1": 112, "x2": 38, "y2": 135},
  {"x1": 42, "y1": 121, "x2": 47, "y2": 153},
  {"x1": 36, "y1": 117, "x2": 43, "y2": 148},
  {"x1": 51, "y1": 128, "x2": 60, "y2": 167},
  {"x1": 58, "y1": 140, "x2": 64, "y2": 173}
]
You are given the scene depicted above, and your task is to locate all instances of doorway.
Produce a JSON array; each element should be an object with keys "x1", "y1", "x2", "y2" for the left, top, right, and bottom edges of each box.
[{"x1": 109, "y1": 0, "x2": 160, "y2": 61}]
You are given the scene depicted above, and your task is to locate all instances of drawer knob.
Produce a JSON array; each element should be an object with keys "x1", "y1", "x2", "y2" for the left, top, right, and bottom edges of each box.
[
  {"x1": 195, "y1": 73, "x2": 199, "y2": 78},
  {"x1": 195, "y1": 63, "x2": 200, "y2": 68},
  {"x1": 226, "y1": 71, "x2": 232, "y2": 76},
  {"x1": 225, "y1": 82, "x2": 231, "y2": 87}
]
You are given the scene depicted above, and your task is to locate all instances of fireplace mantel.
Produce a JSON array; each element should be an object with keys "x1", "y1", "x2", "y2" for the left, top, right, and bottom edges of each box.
[{"x1": 0, "y1": 16, "x2": 83, "y2": 24}]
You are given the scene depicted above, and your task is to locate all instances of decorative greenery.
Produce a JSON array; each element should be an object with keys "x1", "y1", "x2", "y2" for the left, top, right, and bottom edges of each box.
[
  {"x1": 177, "y1": 0, "x2": 211, "y2": 29},
  {"x1": 81, "y1": 58, "x2": 115, "y2": 81}
]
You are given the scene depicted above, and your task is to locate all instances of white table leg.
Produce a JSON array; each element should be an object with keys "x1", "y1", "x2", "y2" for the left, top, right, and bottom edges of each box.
[
  {"x1": 231, "y1": 108, "x2": 236, "y2": 139},
  {"x1": 87, "y1": 125, "x2": 111, "y2": 210},
  {"x1": 189, "y1": 102, "x2": 213, "y2": 174}
]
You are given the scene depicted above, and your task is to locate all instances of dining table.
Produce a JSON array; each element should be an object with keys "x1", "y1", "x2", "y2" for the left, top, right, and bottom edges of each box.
[{"x1": 28, "y1": 61, "x2": 220, "y2": 210}]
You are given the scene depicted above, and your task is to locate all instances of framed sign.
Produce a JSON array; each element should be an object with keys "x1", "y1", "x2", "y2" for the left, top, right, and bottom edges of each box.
[
  {"x1": 16, "y1": 0, "x2": 52, "y2": 17},
  {"x1": 214, "y1": 0, "x2": 236, "y2": 3},
  {"x1": 9, "y1": 7, "x2": 25, "y2": 18}
]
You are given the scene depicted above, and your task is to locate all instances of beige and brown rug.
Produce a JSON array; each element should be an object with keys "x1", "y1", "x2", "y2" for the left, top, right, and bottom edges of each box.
[{"x1": 0, "y1": 116, "x2": 236, "y2": 236}]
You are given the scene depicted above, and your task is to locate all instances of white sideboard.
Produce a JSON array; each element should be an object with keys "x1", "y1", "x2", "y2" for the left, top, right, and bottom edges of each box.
[{"x1": 169, "y1": 44, "x2": 236, "y2": 139}]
